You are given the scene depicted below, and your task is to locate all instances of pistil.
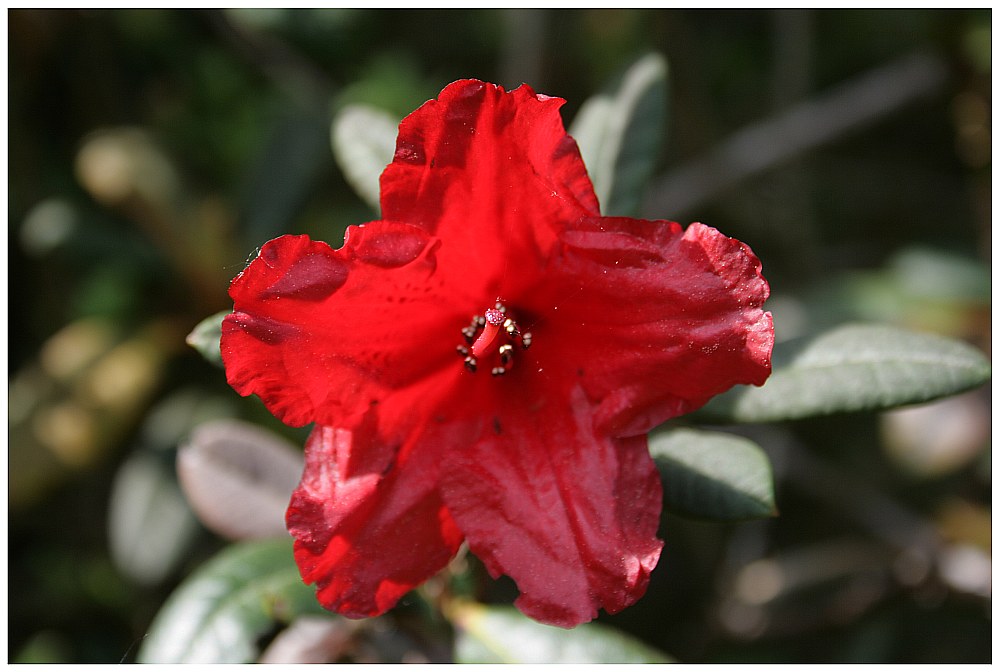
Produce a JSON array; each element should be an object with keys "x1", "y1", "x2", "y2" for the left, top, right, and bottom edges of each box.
[
  {"x1": 457, "y1": 301, "x2": 532, "y2": 376},
  {"x1": 471, "y1": 309, "x2": 505, "y2": 358}
]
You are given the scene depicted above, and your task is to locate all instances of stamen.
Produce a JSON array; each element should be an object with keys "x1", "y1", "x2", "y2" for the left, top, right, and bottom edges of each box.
[
  {"x1": 503, "y1": 318, "x2": 519, "y2": 339},
  {"x1": 456, "y1": 301, "x2": 531, "y2": 376}
]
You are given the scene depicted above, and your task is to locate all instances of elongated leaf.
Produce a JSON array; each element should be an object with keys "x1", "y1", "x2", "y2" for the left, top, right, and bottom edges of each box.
[
  {"x1": 704, "y1": 323, "x2": 991, "y2": 423},
  {"x1": 331, "y1": 103, "x2": 400, "y2": 212},
  {"x1": 569, "y1": 53, "x2": 668, "y2": 217},
  {"x1": 137, "y1": 539, "x2": 326, "y2": 663},
  {"x1": 186, "y1": 311, "x2": 229, "y2": 368},
  {"x1": 450, "y1": 602, "x2": 671, "y2": 664},
  {"x1": 241, "y1": 108, "x2": 333, "y2": 245},
  {"x1": 108, "y1": 453, "x2": 200, "y2": 585},
  {"x1": 177, "y1": 420, "x2": 304, "y2": 541},
  {"x1": 649, "y1": 428, "x2": 776, "y2": 521}
]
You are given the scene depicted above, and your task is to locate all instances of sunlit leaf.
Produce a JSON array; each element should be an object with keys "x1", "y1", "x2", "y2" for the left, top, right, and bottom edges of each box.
[
  {"x1": 177, "y1": 419, "x2": 304, "y2": 541},
  {"x1": 569, "y1": 52, "x2": 668, "y2": 217},
  {"x1": 107, "y1": 453, "x2": 200, "y2": 585},
  {"x1": 450, "y1": 602, "x2": 672, "y2": 664},
  {"x1": 331, "y1": 103, "x2": 400, "y2": 212},
  {"x1": 137, "y1": 539, "x2": 326, "y2": 663},
  {"x1": 704, "y1": 323, "x2": 992, "y2": 423},
  {"x1": 186, "y1": 311, "x2": 229, "y2": 368},
  {"x1": 649, "y1": 428, "x2": 776, "y2": 521},
  {"x1": 258, "y1": 615, "x2": 357, "y2": 664}
]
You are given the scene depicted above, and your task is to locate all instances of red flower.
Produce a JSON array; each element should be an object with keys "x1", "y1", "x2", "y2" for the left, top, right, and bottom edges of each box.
[{"x1": 221, "y1": 80, "x2": 773, "y2": 628}]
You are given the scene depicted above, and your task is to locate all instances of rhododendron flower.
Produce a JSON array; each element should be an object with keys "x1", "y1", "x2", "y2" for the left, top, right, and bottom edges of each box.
[{"x1": 221, "y1": 79, "x2": 773, "y2": 628}]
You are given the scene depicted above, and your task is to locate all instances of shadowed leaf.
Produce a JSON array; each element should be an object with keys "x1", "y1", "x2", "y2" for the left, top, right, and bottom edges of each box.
[
  {"x1": 137, "y1": 539, "x2": 326, "y2": 663},
  {"x1": 569, "y1": 53, "x2": 668, "y2": 217},
  {"x1": 650, "y1": 428, "x2": 776, "y2": 521},
  {"x1": 186, "y1": 311, "x2": 230, "y2": 368}
]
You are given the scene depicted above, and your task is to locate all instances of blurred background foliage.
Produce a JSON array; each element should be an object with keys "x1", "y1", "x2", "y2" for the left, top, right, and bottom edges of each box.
[{"x1": 8, "y1": 8, "x2": 991, "y2": 663}]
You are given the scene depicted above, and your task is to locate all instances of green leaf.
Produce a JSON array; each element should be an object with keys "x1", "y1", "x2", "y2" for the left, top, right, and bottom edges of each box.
[
  {"x1": 704, "y1": 323, "x2": 992, "y2": 423},
  {"x1": 649, "y1": 428, "x2": 776, "y2": 521},
  {"x1": 108, "y1": 453, "x2": 200, "y2": 585},
  {"x1": 450, "y1": 602, "x2": 672, "y2": 664},
  {"x1": 330, "y1": 103, "x2": 400, "y2": 212},
  {"x1": 137, "y1": 539, "x2": 327, "y2": 663},
  {"x1": 569, "y1": 52, "x2": 668, "y2": 217},
  {"x1": 186, "y1": 311, "x2": 229, "y2": 368},
  {"x1": 240, "y1": 107, "x2": 333, "y2": 245}
]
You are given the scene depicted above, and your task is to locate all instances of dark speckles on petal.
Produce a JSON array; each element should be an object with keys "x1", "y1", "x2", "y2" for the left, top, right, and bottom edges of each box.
[
  {"x1": 493, "y1": 417, "x2": 502, "y2": 435},
  {"x1": 394, "y1": 140, "x2": 424, "y2": 165}
]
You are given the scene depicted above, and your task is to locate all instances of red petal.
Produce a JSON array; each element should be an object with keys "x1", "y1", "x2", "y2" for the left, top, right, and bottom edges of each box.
[
  {"x1": 520, "y1": 219, "x2": 773, "y2": 436},
  {"x1": 288, "y1": 418, "x2": 464, "y2": 619},
  {"x1": 380, "y1": 80, "x2": 600, "y2": 302},
  {"x1": 221, "y1": 228, "x2": 464, "y2": 427},
  {"x1": 440, "y1": 386, "x2": 663, "y2": 628}
]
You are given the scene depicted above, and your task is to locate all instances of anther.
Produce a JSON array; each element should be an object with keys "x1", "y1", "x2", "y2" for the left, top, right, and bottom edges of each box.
[{"x1": 457, "y1": 301, "x2": 531, "y2": 375}]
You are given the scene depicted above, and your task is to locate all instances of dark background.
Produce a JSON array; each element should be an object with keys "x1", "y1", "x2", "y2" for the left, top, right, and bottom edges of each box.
[{"x1": 8, "y1": 9, "x2": 991, "y2": 663}]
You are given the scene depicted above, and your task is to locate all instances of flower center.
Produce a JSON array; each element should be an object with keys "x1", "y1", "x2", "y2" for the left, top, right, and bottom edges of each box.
[{"x1": 456, "y1": 301, "x2": 532, "y2": 376}]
